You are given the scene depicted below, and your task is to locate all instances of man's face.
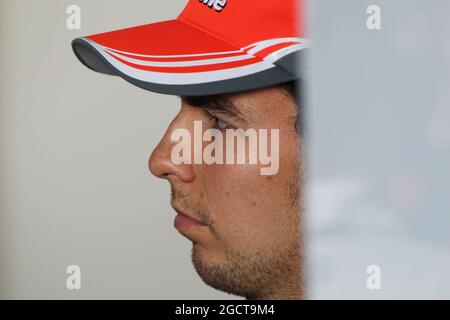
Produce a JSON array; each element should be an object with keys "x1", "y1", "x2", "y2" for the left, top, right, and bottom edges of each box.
[{"x1": 149, "y1": 85, "x2": 303, "y2": 299}]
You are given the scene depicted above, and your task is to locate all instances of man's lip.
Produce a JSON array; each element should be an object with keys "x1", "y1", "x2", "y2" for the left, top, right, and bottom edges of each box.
[{"x1": 172, "y1": 207, "x2": 208, "y2": 230}]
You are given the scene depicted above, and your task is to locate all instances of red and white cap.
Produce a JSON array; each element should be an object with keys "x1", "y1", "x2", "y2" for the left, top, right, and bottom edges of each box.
[{"x1": 72, "y1": 0, "x2": 308, "y2": 96}]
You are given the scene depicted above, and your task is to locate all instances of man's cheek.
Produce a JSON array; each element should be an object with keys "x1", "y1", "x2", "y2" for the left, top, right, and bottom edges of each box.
[
  {"x1": 207, "y1": 166, "x2": 283, "y2": 201},
  {"x1": 218, "y1": 189, "x2": 279, "y2": 225},
  {"x1": 202, "y1": 164, "x2": 261, "y2": 195}
]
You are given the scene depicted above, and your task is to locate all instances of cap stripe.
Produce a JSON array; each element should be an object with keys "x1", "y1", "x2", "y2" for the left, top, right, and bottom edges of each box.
[
  {"x1": 105, "y1": 50, "x2": 261, "y2": 73},
  {"x1": 88, "y1": 40, "x2": 244, "y2": 59},
  {"x1": 104, "y1": 48, "x2": 254, "y2": 67},
  {"x1": 104, "y1": 47, "x2": 248, "y2": 62},
  {"x1": 80, "y1": 37, "x2": 307, "y2": 85}
]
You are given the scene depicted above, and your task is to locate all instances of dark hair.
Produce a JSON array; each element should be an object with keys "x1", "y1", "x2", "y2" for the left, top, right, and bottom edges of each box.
[
  {"x1": 279, "y1": 80, "x2": 302, "y2": 135},
  {"x1": 279, "y1": 80, "x2": 299, "y2": 104}
]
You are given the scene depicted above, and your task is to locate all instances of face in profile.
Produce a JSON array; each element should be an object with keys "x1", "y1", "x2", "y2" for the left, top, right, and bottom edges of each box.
[{"x1": 149, "y1": 84, "x2": 304, "y2": 300}]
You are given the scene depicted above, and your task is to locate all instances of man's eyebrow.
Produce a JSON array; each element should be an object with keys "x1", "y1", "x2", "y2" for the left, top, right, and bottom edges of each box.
[{"x1": 181, "y1": 95, "x2": 254, "y2": 123}]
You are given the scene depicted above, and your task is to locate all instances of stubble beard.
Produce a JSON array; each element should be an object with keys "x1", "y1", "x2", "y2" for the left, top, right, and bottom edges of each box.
[{"x1": 191, "y1": 174, "x2": 303, "y2": 300}]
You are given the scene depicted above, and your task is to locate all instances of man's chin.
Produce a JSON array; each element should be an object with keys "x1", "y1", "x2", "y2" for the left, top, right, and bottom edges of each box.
[
  {"x1": 191, "y1": 245, "x2": 231, "y2": 293},
  {"x1": 190, "y1": 245, "x2": 253, "y2": 298}
]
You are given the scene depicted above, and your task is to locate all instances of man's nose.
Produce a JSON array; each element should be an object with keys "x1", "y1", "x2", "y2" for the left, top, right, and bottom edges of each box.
[{"x1": 148, "y1": 116, "x2": 195, "y2": 183}]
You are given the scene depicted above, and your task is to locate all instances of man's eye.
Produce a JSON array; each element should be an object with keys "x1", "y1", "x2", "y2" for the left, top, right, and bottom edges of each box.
[{"x1": 209, "y1": 115, "x2": 232, "y2": 130}]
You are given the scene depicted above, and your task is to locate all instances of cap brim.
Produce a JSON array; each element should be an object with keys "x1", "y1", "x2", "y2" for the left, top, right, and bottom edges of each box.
[{"x1": 72, "y1": 19, "x2": 306, "y2": 96}]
